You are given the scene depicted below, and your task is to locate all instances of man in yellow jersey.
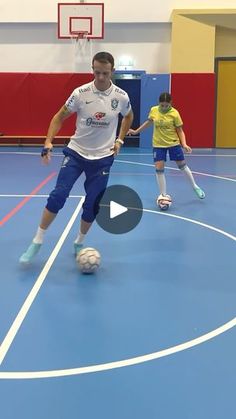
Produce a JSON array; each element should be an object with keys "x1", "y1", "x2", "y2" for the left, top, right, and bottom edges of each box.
[{"x1": 128, "y1": 92, "x2": 205, "y2": 204}]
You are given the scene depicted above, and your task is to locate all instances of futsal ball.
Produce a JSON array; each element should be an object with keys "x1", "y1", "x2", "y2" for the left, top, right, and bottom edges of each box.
[
  {"x1": 76, "y1": 247, "x2": 101, "y2": 274},
  {"x1": 157, "y1": 194, "x2": 172, "y2": 211}
]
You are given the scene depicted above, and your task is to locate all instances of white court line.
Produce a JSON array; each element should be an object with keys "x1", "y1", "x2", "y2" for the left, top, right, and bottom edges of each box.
[
  {"x1": 1, "y1": 151, "x2": 236, "y2": 157},
  {"x1": 115, "y1": 159, "x2": 236, "y2": 182},
  {"x1": 144, "y1": 208, "x2": 236, "y2": 240},
  {"x1": 0, "y1": 317, "x2": 235, "y2": 379},
  {"x1": 0, "y1": 194, "x2": 84, "y2": 198},
  {"x1": 117, "y1": 153, "x2": 236, "y2": 157},
  {"x1": 0, "y1": 197, "x2": 85, "y2": 366},
  {"x1": 0, "y1": 152, "x2": 41, "y2": 155},
  {"x1": 0, "y1": 208, "x2": 235, "y2": 379}
]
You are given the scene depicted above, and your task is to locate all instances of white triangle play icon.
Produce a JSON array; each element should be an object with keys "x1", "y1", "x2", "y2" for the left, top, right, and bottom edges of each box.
[{"x1": 110, "y1": 200, "x2": 128, "y2": 219}]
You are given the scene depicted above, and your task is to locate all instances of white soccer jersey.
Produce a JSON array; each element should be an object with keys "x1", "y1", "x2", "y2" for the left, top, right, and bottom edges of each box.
[{"x1": 65, "y1": 81, "x2": 132, "y2": 159}]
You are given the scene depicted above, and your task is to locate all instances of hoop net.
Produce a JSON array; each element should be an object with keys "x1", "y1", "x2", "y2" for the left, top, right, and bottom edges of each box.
[{"x1": 70, "y1": 31, "x2": 92, "y2": 73}]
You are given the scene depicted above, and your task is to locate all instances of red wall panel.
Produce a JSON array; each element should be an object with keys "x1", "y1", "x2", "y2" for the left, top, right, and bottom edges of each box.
[
  {"x1": 0, "y1": 73, "x2": 31, "y2": 135},
  {"x1": 0, "y1": 72, "x2": 216, "y2": 148},
  {"x1": 171, "y1": 74, "x2": 215, "y2": 148},
  {"x1": 0, "y1": 73, "x2": 94, "y2": 136},
  {"x1": 28, "y1": 73, "x2": 94, "y2": 136}
]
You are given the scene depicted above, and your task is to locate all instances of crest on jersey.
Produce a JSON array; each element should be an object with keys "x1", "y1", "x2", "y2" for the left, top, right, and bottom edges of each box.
[{"x1": 111, "y1": 99, "x2": 119, "y2": 110}]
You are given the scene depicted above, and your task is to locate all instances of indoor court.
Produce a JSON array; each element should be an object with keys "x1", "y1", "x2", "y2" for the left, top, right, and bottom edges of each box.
[{"x1": 0, "y1": 147, "x2": 235, "y2": 418}]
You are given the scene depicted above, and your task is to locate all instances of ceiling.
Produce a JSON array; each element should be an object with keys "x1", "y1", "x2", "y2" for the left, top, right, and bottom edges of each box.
[{"x1": 173, "y1": 10, "x2": 236, "y2": 30}]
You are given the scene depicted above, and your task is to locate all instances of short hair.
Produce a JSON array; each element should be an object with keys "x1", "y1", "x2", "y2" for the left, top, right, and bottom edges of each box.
[
  {"x1": 159, "y1": 92, "x2": 172, "y2": 103},
  {"x1": 92, "y1": 52, "x2": 115, "y2": 68}
]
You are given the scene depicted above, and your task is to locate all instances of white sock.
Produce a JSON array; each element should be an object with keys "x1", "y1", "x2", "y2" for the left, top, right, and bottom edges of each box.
[
  {"x1": 156, "y1": 170, "x2": 166, "y2": 195},
  {"x1": 33, "y1": 227, "x2": 46, "y2": 244},
  {"x1": 74, "y1": 231, "x2": 85, "y2": 245},
  {"x1": 180, "y1": 165, "x2": 198, "y2": 189}
]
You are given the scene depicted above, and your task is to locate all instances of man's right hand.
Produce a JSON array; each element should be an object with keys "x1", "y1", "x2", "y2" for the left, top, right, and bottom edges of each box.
[
  {"x1": 127, "y1": 129, "x2": 137, "y2": 135},
  {"x1": 41, "y1": 143, "x2": 53, "y2": 164}
]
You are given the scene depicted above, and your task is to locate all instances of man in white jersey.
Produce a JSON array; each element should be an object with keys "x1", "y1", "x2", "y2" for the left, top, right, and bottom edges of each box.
[{"x1": 20, "y1": 51, "x2": 133, "y2": 263}]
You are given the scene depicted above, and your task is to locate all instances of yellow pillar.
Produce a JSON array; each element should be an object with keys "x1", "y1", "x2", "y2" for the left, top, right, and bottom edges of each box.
[
  {"x1": 171, "y1": 12, "x2": 215, "y2": 73},
  {"x1": 216, "y1": 60, "x2": 236, "y2": 147}
]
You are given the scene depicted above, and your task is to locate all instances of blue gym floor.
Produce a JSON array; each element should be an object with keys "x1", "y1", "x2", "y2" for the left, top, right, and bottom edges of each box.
[{"x1": 0, "y1": 146, "x2": 235, "y2": 419}]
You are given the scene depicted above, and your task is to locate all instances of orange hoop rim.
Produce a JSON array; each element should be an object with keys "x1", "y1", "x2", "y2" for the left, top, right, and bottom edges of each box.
[{"x1": 70, "y1": 30, "x2": 89, "y2": 41}]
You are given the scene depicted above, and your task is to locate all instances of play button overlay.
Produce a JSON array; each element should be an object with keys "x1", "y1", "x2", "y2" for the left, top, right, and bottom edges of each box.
[
  {"x1": 110, "y1": 201, "x2": 128, "y2": 219},
  {"x1": 96, "y1": 185, "x2": 143, "y2": 234}
]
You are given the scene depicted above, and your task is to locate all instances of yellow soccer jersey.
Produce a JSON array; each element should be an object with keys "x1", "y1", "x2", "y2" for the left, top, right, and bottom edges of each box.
[{"x1": 148, "y1": 105, "x2": 183, "y2": 147}]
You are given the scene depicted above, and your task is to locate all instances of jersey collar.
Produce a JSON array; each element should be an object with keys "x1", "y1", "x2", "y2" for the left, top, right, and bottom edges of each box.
[{"x1": 92, "y1": 81, "x2": 114, "y2": 96}]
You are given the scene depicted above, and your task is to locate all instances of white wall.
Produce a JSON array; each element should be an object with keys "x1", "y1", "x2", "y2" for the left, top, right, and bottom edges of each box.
[
  {"x1": 0, "y1": 23, "x2": 171, "y2": 73},
  {"x1": 1, "y1": 0, "x2": 236, "y2": 23},
  {"x1": 0, "y1": 1, "x2": 235, "y2": 73}
]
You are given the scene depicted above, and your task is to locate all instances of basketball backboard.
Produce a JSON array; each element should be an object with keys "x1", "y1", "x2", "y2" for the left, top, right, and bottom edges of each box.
[{"x1": 58, "y1": 3, "x2": 104, "y2": 39}]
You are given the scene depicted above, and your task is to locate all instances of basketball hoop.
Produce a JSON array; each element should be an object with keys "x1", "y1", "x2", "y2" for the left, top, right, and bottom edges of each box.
[
  {"x1": 70, "y1": 30, "x2": 92, "y2": 72},
  {"x1": 71, "y1": 30, "x2": 90, "y2": 43},
  {"x1": 58, "y1": 3, "x2": 104, "y2": 72},
  {"x1": 70, "y1": 30, "x2": 90, "y2": 55}
]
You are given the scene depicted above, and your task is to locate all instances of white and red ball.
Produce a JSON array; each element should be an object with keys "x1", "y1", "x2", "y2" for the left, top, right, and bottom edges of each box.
[{"x1": 157, "y1": 194, "x2": 172, "y2": 211}]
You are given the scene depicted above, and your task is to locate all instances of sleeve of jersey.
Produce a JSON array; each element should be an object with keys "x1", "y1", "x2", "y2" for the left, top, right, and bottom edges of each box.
[
  {"x1": 65, "y1": 89, "x2": 80, "y2": 113},
  {"x1": 174, "y1": 111, "x2": 183, "y2": 127},
  {"x1": 148, "y1": 107, "x2": 154, "y2": 121},
  {"x1": 120, "y1": 93, "x2": 132, "y2": 116}
]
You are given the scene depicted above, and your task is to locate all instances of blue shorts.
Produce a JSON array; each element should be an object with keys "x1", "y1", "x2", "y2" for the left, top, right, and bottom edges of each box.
[
  {"x1": 153, "y1": 145, "x2": 185, "y2": 162},
  {"x1": 46, "y1": 147, "x2": 114, "y2": 222}
]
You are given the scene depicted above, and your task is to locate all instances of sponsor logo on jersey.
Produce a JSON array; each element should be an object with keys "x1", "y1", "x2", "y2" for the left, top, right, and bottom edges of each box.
[
  {"x1": 94, "y1": 112, "x2": 106, "y2": 120},
  {"x1": 86, "y1": 116, "x2": 109, "y2": 128},
  {"x1": 86, "y1": 118, "x2": 93, "y2": 126},
  {"x1": 115, "y1": 88, "x2": 126, "y2": 96},
  {"x1": 111, "y1": 99, "x2": 119, "y2": 110},
  {"x1": 79, "y1": 87, "x2": 91, "y2": 93}
]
